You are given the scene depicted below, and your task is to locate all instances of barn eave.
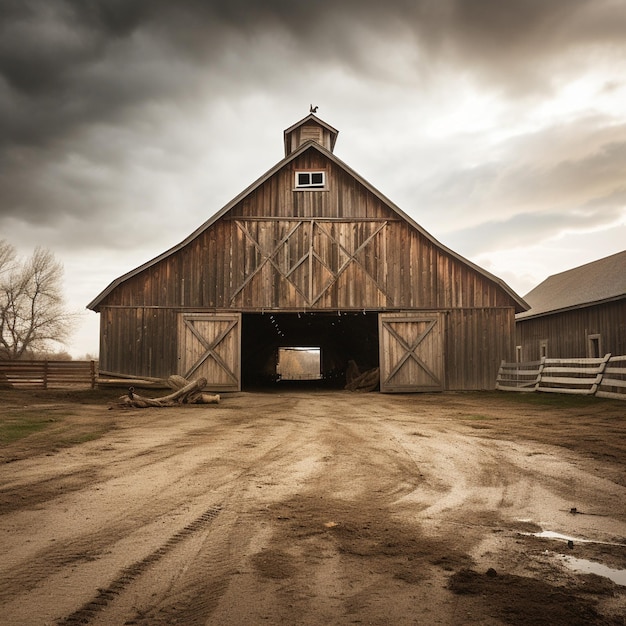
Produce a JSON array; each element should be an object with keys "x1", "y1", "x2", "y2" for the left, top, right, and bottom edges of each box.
[{"x1": 516, "y1": 293, "x2": 625, "y2": 321}]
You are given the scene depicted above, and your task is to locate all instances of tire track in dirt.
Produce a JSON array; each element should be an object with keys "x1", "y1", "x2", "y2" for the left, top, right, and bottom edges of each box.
[
  {"x1": 0, "y1": 467, "x2": 101, "y2": 513},
  {"x1": 62, "y1": 410, "x2": 309, "y2": 626},
  {"x1": 56, "y1": 505, "x2": 222, "y2": 625},
  {"x1": 0, "y1": 403, "x2": 306, "y2": 625},
  {"x1": 112, "y1": 411, "x2": 332, "y2": 625}
]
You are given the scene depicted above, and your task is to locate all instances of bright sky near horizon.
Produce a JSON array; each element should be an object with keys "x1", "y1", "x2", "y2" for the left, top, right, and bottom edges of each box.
[{"x1": 1, "y1": 0, "x2": 625, "y2": 357}]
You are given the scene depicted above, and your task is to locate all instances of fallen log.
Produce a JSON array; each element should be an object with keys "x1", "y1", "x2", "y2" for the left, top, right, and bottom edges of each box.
[
  {"x1": 98, "y1": 378, "x2": 169, "y2": 389},
  {"x1": 118, "y1": 377, "x2": 220, "y2": 408},
  {"x1": 166, "y1": 375, "x2": 221, "y2": 405},
  {"x1": 167, "y1": 375, "x2": 190, "y2": 390},
  {"x1": 98, "y1": 370, "x2": 170, "y2": 389}
]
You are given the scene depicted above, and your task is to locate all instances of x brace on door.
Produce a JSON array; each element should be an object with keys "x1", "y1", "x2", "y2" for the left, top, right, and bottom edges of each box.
[
  {"x1": 183, "y1": 317, "x2": 239, "y2": 383},
  {"x1": 382, "y1": 319, "x2": 441, "y2": 387}
]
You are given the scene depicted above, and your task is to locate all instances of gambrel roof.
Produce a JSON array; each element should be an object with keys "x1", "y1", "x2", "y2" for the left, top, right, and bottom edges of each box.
[
  {"x1": 516, "y1": 249, "x2": 626, "y2": 320},
  {"x1": 88, "y1": 123, "x2": 528, "y2": 312}
]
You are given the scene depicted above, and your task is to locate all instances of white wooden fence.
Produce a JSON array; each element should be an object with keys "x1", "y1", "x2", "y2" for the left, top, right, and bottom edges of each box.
[{"x1": 496, "y1": 354, "x2": 626, "y2": 400}]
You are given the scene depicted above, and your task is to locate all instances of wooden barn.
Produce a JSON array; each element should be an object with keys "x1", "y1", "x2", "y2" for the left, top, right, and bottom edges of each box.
[
  {"x1": 516, "y1": 250, "x2": 626, "y2": 360},
  {"x1": 88, "y1": 114, "x2": 527, "y2": 392}
]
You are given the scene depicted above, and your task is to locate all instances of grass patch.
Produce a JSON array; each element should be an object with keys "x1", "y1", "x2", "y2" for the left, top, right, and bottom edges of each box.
[
  {"x1": 462, "y1": 414, "x2": 492, "y2": 421},
  {"x1": 0, "y1": 387, "x2": 122, "y2": 407},
  {"x1": 0, "y1": 393, "x2": 117, "y2": 453},
  {"x1": 0, "y1": 413, "x2": 55, "y2": 444},
  {"x1": 59, "y1": 429, "x2": 109, "y2": 445}
]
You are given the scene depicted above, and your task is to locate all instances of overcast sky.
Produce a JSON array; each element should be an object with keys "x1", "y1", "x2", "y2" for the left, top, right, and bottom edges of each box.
[{"x1": 1, "y1": 0, "x2": 625, "y2": 357}]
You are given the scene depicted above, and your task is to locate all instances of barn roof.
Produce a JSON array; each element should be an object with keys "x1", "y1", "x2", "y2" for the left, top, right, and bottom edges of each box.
[
  {"x1": 88, "y1": 120, "x2": 528, "y2": 312},
  {"x1": 516, "y1": 249, "x2": 626, "y2": 320}
]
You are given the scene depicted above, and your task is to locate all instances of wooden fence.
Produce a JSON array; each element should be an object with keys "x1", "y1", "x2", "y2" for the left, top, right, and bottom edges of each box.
[
  {"x1": 496, "y1": 354, "x2": 626, "y2": 399},
  {"x1": 0, "y1": 360, "x2": 98, "y2": 389}
]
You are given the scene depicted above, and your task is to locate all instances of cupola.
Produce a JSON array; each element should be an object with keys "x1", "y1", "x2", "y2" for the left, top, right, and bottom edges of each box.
[{"x1": 283, "y1": 113, "x2": 338, "y2": 157}]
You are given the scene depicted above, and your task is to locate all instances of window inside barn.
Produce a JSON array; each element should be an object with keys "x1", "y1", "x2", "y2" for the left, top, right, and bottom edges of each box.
[
  {"x1": 295, "y1": 171, "x2": 325, "y2": 189},
  {"x1": 277, "y1": 347, "x2": 321, "y2": 380}
]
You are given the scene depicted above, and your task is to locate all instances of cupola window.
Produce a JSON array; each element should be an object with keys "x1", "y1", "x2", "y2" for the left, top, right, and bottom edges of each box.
[{"x1": 295, "y1": 171, "x2": 325, "y2": 189}]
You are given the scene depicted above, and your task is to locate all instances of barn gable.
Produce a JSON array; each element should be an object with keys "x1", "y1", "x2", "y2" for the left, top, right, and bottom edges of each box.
[{"x1": 89, "y1": 115, "x2": 527, "y2": 391}]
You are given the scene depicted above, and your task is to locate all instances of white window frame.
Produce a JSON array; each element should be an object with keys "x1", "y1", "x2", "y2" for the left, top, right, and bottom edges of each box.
[{"x1": 295, "y1": 171, "x2": 326, "y2": 189}]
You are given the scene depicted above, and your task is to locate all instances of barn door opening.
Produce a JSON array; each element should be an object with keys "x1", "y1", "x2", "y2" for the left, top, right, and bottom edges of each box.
[
  {"x1": 379, "y1": 313, "x2": 444, "y2": 392},
  {"x1": 178, "y1": 313, "x2": 241, "y2": 392},
  {"x1": 241, "y1": 312, "x2": 379, "y2": 389}
]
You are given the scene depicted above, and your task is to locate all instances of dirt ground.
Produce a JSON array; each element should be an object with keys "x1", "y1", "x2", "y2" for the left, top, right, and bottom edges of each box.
[{"x1": 0, "y1": 387, "x2": 625, "y2": 626}]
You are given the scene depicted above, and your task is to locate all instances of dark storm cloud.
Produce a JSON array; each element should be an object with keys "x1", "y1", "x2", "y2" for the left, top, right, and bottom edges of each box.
[
  {"x1": 1, "y1": 0, "x2": 623, "y2": 152},
  {"x1": 3, "y1": 0, "x2": 624, "y2": 112},
  {"x1": 1, "y1": 0, "x2": 625, "y2": 239}
]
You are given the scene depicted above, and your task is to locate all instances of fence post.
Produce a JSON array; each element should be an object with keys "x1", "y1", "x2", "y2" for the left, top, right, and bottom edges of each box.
[
  {"x1": 90, "y1": 360, "x2": 96, "y2": 389},
  {"x1": 43, "y1": 360, "x2": 49, "y2": 390},
  {"x1": 496, "y1": 360, "x2": 505, "y2": 390},
  {"x1": 534, "y1": 356, "x2": 546, "y2": 390},
  {"x1": 591, "y1": 353, "x2": 612, "y2": 396}
]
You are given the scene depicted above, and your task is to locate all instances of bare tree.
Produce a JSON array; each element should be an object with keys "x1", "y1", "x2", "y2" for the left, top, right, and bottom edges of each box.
[{"x1": 0, "y1": 241, "x2": 74, "y2": 359}]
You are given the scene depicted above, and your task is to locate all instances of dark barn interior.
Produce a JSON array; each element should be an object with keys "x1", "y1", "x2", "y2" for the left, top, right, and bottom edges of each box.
[{"x1": 241, "y1": 312, "x2": 379, "y2": 388}]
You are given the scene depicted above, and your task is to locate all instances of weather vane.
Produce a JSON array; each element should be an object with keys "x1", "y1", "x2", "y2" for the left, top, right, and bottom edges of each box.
[{"x1": 310, "y1": 104, "x2": 318, "y2": 113}]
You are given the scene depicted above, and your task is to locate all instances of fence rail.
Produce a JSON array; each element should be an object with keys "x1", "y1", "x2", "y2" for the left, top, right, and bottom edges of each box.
[
  {"x1": 0, "y1": 360, "x2": 98, "y2": 389},
  {"x1": 497, "y1": 354, "x2": 625, "y2": 400}
]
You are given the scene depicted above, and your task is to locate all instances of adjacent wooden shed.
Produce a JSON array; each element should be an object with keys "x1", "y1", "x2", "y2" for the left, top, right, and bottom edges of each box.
[
  {"x1": 516, "y1": 250, "x2": 626, "y2": 360},
  {"x1": 88, "y1": 114, "x2": 527, "y2": 392}
]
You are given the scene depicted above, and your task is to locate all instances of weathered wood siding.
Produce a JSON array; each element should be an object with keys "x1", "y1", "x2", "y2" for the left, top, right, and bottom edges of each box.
[
  {"x1": 516, "y1": 299, "x2": 626, "y2": 360},
  {"x1": 99, "y1": 307, "x2": 178, "y2": 379},
  {"x1": 99, "y1": 150, "x2": 515, "y2": 312},
  {"x1": 447, "y1": 308, "x2": 515, "y2": 390}
]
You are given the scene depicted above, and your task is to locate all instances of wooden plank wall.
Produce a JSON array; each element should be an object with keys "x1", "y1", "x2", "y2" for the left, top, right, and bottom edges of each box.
[
  {"x1": 100, "y1": 306, "x2": 515, "y2": 389},
  {"x1": 100, "y1": 308, "x2": 178, "y2": 378},
  {"x1": 516, "y1": 299, "x2": 626, "y2": 360},
  {"x1": 446, "y1": 308, "x2": 515, "y2": 390},
  {"x1": 99, "y1": 153, "x2": 516, "y2": 313}
]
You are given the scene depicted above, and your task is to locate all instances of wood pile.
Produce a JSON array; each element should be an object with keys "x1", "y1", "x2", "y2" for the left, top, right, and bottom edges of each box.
[
  {"x1": 345, "y1": 367, "x2": 380, "y2": 392},
  {"x1": 118, "y1": 375, "x2": 220, "y2": 408}
]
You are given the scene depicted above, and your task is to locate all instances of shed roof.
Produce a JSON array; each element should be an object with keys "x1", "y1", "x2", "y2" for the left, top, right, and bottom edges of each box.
[
  {"x1": 88, "y1": 119, "x2": 528, "y2": 313},
  {"x1": 516, "y1": 249, "x2": 626, "y2": 320}
]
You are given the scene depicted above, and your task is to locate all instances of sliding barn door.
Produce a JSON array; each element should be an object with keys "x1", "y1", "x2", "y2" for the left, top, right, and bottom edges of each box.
[
  {"x1": 379, "y1": 313, "x2": 444, "y2": 392},
  {"x1": 178, "y1": 313, "x2": 241, "y2": 392}
]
